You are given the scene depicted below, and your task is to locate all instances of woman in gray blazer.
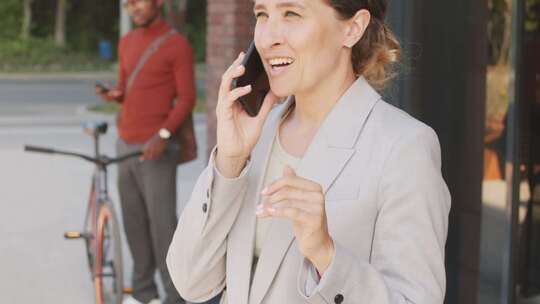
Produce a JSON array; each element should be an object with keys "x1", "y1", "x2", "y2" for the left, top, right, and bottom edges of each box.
[{"x1": 167, "y1": 0, "x2": 451, "y2": 303}]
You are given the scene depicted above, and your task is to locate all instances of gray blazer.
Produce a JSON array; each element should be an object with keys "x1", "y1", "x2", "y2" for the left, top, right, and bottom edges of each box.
[{"x1": 167, "y1": 77, "x2": 451, "y2": 304}]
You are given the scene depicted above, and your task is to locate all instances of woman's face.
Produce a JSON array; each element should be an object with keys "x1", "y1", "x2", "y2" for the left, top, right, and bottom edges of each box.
[{"x1": 253, "y1": 0, "x2": 351, "y2": 98}]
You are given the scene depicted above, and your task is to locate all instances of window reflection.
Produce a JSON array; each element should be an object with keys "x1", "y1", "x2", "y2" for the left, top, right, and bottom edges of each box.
[
  {"x1": 481, "y1": 0, "x2": 540, "y2": 302},
  {"x1": 480, "y1": 1, "x2": 516, "y2": 302},
  {"x1": 517, "y1": 0, "x2": 540, "y2": 300}
]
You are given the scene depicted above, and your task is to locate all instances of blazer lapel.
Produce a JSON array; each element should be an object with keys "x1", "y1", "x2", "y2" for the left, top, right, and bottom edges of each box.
[
  {"x1": 226, "y1": 98, "x2": 294, "y2": 304},
  {"x1": 249, "y1": 77, "x2": 381, "y2": 304}
]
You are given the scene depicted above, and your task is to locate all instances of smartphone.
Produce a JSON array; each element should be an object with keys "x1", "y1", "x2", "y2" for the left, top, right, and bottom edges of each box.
[
  {"x1": 95, "y1": 81, "x2": 109, "y2": 94},
  {"x1": 232, "y1": 41, "x2": 270, "y2": 117}
]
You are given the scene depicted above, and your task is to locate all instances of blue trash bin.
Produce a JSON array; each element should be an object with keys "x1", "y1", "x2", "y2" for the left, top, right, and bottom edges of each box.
[{"x1": 98, "y1": 40, "x2": 113, "y2": 61}]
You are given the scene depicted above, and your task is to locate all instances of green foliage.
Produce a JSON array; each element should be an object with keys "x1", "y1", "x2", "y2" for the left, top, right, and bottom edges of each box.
[
  {"x1": 0, "y1": 0, "x2": 22, "y2": 40},
  {"x1": 525, "y1": 0, "x2": 540, "y2": 32},
  {"x1": 0, "y1": 37, "x2": 111, "y2": 72},
  {"x1": 185, "y1": 23, "x2": 206, "y2": 63},
  {"x1": 487, "y1": 0, "x2": 511, "y2": 65},
  {"x1": 185, "y1": 0, "x2": 207, "y2": 63},
  {"x1": 66, "y1": 0, "x2": 120, "y2": 53},
  {"x1": 0, "y1": 0, "x2": 208, "y2": 70}
]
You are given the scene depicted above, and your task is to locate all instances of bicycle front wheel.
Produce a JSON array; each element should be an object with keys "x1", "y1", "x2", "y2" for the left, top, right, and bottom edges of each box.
[
  {"x1": 94, "y1": 203, "x2": 124, "y2": 304},
  {"x1": 84, "y1": 182, "x2": 98, "y2": 275}
]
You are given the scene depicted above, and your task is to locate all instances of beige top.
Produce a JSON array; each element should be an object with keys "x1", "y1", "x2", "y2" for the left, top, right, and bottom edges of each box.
[{"x1": 254, "y1": 128, "x2": 302, "y2": 259}]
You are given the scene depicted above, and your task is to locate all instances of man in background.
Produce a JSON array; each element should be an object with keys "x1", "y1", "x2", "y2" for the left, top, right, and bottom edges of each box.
[{"x1": 96, "y1": 0, "x2": 195, "y2": 303}]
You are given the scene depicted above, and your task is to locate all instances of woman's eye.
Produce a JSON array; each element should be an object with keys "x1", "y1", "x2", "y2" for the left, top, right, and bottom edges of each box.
[
  {"x1": 284, "y1": 11, "x2": 300, "y2": 17},
  {"x1": 255, "y1": 12, "x2": 268, "y2": 19}
]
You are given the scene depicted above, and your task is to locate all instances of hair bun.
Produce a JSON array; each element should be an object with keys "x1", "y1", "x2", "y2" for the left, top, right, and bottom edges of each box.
[{"x1": 329, "y1": 0, "x2": 400, "y2": 90}]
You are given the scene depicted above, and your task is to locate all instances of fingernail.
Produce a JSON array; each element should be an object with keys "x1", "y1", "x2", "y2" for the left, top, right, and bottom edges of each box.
[
  {"x1": 245, "y1": 85, "x2": 252, "y2": 90},
  {"x1": 261, "y1": 187, "x2": 268, "y2": 195},
  {"x1": 255, "y1": 205, "x2": 264, "y2": 215}
]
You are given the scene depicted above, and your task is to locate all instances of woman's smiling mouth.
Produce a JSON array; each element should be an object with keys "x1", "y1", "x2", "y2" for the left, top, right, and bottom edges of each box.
[{"x1": 267, "y1": 57, "x2": 295, "y2": 76}]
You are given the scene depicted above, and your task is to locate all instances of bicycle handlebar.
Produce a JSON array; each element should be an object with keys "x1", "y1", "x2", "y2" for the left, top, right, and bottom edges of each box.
[
  {"x1": 24, "y1": 145, "x2": 142, "y2": 167},
  {"x1": 24, "y1": 145, "x2": 56, "y2": 154}
]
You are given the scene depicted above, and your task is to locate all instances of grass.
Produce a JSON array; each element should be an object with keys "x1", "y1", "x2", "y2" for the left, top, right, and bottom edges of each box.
[
  {"x1": 87, "y1": 102, "x2": 121, "y2": 114},
  {"x1": 0, "y1": 38, "x2": 114, "y2": 73},
  {"x1": 88, "y1": 97, "x2": 207, "y2": 115}
]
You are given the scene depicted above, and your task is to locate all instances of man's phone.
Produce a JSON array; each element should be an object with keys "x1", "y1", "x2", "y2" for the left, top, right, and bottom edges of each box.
[
  {"x1": 95, "y1": 81, "x2": 110, "y2": 94},
  {"x1": 232, "y1": 42, "x2": 270, "y2": 117}
]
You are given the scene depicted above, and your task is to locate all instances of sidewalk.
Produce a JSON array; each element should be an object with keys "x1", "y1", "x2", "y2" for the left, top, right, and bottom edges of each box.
[{"x1": 0, "y1": 114, "x2": 208, "y2": 304}]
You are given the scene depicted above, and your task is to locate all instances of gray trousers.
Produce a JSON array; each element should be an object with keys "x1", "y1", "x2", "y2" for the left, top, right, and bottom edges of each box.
[{"x1": 117, "y1": 139, "x2": 184, "y2": 304}]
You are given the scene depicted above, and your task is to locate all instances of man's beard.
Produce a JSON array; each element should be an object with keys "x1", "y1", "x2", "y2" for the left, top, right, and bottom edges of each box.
[{"x1": 139, "y1": 11, "x2": 160, "y2": 28}]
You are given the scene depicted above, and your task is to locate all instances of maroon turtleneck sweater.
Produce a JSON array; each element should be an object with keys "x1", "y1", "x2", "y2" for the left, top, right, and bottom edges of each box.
[{"x1": 116, "y1": 19, "x2": 196, "y2": 144}]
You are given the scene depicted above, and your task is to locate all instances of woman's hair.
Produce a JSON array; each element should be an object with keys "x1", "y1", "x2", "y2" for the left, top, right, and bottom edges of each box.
[{"x1": 327, "y1": 0, "x2": 401, "y2": 89}]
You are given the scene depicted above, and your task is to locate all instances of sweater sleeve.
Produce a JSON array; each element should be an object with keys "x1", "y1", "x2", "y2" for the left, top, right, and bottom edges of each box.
[
  {"x1": 161, "y1": 37, "x2": 196, "y2": 133},
  {"x1": 115, "y1": 38, "x2": 127, "y2": 103}
]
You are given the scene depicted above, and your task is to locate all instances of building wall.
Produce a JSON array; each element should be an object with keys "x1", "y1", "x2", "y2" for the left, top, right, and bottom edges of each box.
[{"x1": 206, "y1": 0, "x2": 254, "y2": 155}]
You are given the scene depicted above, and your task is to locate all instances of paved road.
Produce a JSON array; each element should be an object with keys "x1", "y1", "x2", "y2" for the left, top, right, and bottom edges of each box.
[
  {"x1": 0, "y1": 78, "x2": 208, "y2": 304},
  {"x1": 0, "y1": 78, "x2": 115, "y2": 126}
]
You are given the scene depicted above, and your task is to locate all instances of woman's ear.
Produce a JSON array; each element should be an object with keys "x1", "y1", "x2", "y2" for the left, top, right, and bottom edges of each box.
[{"x1": 343, "y1": 9, "x2": 371, "y2": 48}]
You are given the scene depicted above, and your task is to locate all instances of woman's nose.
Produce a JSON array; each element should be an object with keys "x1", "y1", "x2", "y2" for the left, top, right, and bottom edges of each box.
[{"x1": 258, "y1": 17, "x2": 285, "y2": 49}]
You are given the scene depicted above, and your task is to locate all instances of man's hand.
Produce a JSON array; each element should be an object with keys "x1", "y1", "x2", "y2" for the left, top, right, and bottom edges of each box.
[
  {"x1": 95, "y1": 84, "x2": 123, "y2": 103},
  {"x1": 142, "y1": 133, "x2": 168, "y2": 160}
]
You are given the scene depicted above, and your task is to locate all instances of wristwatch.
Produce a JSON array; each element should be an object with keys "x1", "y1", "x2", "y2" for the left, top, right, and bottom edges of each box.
[{"x1": 158, "y1": 128, "x2": 172, "y2": 140}]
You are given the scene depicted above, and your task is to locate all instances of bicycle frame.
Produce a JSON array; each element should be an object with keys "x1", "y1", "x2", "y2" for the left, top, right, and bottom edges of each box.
[
  {"x1": 25, "y1": 122, "x2": 141, "y2": 304},
  {"x1": 92, "y1": 129, "x2": 112, "y2": 204},
  {"x1": 84, "y1": 131, "x2": 114, "y2": 276}
]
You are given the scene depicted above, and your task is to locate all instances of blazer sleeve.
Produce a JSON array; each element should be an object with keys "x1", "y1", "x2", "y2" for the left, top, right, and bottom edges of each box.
[
  {"x1": 297, "y1": 126, "x2": 451, "y2": 304},
  {"x1": 166, "y1": 147, "x2": 251, "y2": 302}
]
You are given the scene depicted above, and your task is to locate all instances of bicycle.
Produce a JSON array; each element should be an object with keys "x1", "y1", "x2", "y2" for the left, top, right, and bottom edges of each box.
[{"x1": 24, "y1": 122, "x2": 141, "y2": 304}]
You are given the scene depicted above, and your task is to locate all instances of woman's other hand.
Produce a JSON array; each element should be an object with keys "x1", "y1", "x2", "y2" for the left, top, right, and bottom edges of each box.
[
  {"x1": 257, "y1": 165, "x2": 335, "y2": 275},
  {"x1": 215, "y1": 52, "x2": 279, "y2": 178}
]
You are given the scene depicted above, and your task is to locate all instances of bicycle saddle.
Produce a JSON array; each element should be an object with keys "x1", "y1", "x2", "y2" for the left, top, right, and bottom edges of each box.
[{"x1": 84, "y1": 121, "x2": 108, "y2": 136}]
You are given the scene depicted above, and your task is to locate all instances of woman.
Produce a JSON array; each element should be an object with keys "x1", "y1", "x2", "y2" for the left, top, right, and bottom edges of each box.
[{"x1": 167, "y1": 0, "x2": 451, "y2": 303}]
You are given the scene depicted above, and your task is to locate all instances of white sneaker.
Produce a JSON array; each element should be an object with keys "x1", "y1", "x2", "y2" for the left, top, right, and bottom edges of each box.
[
  {"x1": 123, "y1": 296, "x2": 160, "y2": 304},
  {"x1": 123, "y1": 297, "x2": 144, "y2": 304}
]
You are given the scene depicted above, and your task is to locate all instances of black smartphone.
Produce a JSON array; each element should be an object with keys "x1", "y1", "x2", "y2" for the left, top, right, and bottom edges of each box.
[
  {"x1": 95, "y1": 81, "x2": 109, "y2": 94},
  {"x1": 232, "y1": 41, "x2": 270, "y2": 117}
]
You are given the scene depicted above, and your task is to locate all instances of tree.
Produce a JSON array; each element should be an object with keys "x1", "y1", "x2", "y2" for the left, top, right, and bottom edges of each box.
[
  {"x1": 164, "y1": 0, "x2": 187, "y2": 31},
  {"x1": 497, "y1": 0, "x2": 512, "y2": 65},
  {"x1": 487, "y1": 0, "x2": 512, "y2": 65},
  {"x1": 21, "y1": 0, "x2": 33, "y2": 40},
  {"x1": 54, "y1": 0, "x2": 67, "y2": 47}
]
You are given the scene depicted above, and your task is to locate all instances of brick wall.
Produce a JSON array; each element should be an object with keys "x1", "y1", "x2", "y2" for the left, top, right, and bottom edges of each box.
[{"x1": 205, "y1": 0, "x2": 255, "y2": 157}]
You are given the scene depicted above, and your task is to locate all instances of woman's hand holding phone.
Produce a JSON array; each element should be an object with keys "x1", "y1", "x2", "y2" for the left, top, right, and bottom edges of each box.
[{"x1": 215, "y1": 52, "x2": 279, "y2": 178}]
